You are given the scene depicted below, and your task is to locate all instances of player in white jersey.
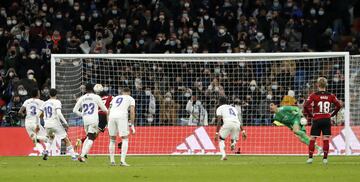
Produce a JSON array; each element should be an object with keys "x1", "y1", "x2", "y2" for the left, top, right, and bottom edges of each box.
[
  {"x1": 215, "y1": 97, "x2": 247, "y2": 160},
  {"x1": 18, "y1": 89, "x2": 48, "y2": 156},
  {"x1": 73, "y1": 83, "x2": 108, "y2": 162},
  {"x1": 40, "y1": 89, "x2": 77, "y2": 160},
  {"x1": 108, "y1": 87, "x2": 135, "y2": 166}
]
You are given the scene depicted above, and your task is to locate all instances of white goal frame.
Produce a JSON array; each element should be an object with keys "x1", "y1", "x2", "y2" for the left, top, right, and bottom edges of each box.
[{"x1": 51, "y1": 52, "x2": 351, "y2": 155}]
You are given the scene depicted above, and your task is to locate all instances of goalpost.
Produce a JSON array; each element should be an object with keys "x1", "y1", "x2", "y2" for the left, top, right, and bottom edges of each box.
[{"x1": 51, "y1": 52, "x2": 355, "y2": 155}]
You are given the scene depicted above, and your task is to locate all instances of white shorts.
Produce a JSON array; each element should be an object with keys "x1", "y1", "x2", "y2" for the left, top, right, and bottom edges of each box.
[
  {"x1": 108, "y1": 118, "x2": 129, "y2": 137},
  {"x1": 45, "y1": 126, "x2": 67, "y2": 139},
  {"x1": 84, "y1": 122, "x2": 99, "y2": 134},
  {"x1": 25, "y1": 122, "x2": 46, "y2": 138},
  {"x1": 219, "y1": 123, "x2": 240, "y2": 141}
]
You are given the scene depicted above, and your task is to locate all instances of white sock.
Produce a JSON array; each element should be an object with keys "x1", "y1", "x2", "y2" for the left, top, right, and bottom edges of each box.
[
  {"x1": 84, "y1": 139, "x2": 94, "y2": 157},
  {"x1": 81, "y1": 138, "x2": 89, "y2": 157},
  {"x1": 47, "y1": 139, "x2": 54, "y2": 151},
  {"x1": 219, "y1": 140, "x2": 226, "y2": 158},
  {"x1": 67, "y1": 146, "x2": 76, "y2": 157},
  {"x1": 121, "y1": 139, "x2": 129, "y2": 163},
  {"x1": 109, "y1": 139, "x2": 116, "y2": 163}
]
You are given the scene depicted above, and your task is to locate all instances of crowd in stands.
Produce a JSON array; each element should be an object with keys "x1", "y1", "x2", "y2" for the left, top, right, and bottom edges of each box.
[{"x1": 0, "y1": 0, "x2": 357, "y2": 126}]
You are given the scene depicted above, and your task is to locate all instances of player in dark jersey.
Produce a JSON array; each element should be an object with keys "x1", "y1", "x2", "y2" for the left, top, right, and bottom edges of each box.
[
  {"x1": 303, "y1": 77, "x2": 342, "y2": 164},
  {"x1": 98, "y1": 90, "x2": 112, "y2": 132}
]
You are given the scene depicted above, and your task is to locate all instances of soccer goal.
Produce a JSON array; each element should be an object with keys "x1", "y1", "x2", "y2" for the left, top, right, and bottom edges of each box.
[{"x1": 51, "y1": 52, "x2": 356, "y2": 155}]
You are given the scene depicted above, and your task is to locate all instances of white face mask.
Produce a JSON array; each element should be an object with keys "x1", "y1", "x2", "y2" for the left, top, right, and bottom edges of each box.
[
  {"x1": 204, "y1": 15, "x2": 209, "y2": 20},
  {"x1": 239, "y1": 63, "x2": 245, "y2": 67},
  {"x1": 219, "y1": 29, "x2": 225, "y2": 34},
  {"x1": 165, "y1": 97, "x2": 171, "y2": 101},
  {"x1": 271, "y1": 84, "x2": 278, "y2": 90},
  {"x1": 30, "y1": 54, "x2": 36, "y2": 59},
  {"x1": 19, "y1": 90, "x2": 28, "y2": 96},
  {"x1": 145, "y1": 90, "x2": 151, "y2": 95},
  {"x1": 310, "y1": 9, "x2": 316, "y2": 15},
  {"x1": 333, "y1": 77, "x2": 339, "y2": 82},
  {"x1": 103, "y1": 87, "x2": 109, "y2": 92},
  {"x1": 267, "y1": 94, "x2": 272, "y2": 100},
  {"x1": 80, "y1": 16, "x2": 86, "y2": 21},
  {"x1": 195, "y1": 100, "x2": 201, "y2": 105},
  {"x1": 184, "y1": 92, "x2": 191, "y2": 97},
  {"x1": 250, "y1": 86, "x2": 256, "y2": 91},
  {"x1": 214, "y1": 68, "x2": 221, "y2": 74},
  {"x1": 9, "y1": 72, "x2": 14, "y2": 77},
  {"x1": 28, "y1": 74, "x2": 34, "y2": 80}
]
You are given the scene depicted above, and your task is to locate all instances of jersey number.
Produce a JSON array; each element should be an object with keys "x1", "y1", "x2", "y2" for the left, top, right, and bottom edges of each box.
[
  {"x1": 83, "y1": 103, "x2": 95, "y2": 115},
  {"x1": 44, "y1": 106, "x2": 53, "y2": 118},
  {"x1": 30, "y1": 106, "x2": 37, "y2": 116},
  {"x1": 229, "y1": 108, "x2": 236, "y2": 116},
  {"x1": 318, "y1": 101, "x2": 331, "y2": 113},
  {"x1": 115, "y1": 97, "x2": 123, "y2": 107}
]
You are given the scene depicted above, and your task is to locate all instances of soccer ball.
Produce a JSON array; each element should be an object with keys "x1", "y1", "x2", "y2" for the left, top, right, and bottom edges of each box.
[{"x1": 93, "y1": 84, "x2": 103, "y2": 93}]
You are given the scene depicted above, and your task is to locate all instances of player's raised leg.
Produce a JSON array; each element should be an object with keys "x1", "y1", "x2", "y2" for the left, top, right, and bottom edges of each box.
[{"x1": 292, "y1": 123, "x2": 322, "y2": 154}]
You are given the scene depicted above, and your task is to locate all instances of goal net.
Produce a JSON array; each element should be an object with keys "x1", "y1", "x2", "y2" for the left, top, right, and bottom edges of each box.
[{"x1": 51, "y1": 52, "x2": 353, "y2": 155}]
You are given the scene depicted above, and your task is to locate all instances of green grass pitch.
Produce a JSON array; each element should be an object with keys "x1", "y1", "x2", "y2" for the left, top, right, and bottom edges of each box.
[{"x1": 1, "y1": 156, "x2": 360, "y2": 182}]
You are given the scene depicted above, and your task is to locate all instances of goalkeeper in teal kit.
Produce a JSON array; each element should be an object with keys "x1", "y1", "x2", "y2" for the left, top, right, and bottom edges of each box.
[{"x1": 269, "y1": 103, "x2": 322, "y2": 153}]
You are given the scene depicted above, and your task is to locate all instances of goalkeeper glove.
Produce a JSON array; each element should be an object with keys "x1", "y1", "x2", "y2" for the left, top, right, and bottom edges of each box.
[
  {"x1": 273, "y1": 121, "x2": 284, "y2": 126},
  {"x1": 300, "y1": 117, "x2": 307, "y2": 125}
]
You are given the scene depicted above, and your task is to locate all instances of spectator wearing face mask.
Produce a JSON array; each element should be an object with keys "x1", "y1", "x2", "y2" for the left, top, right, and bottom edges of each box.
[
  {"x1": 29, "y1": 19, "x2": 47, "y2": 51},
  {"x1": 2, "y1": 68, "x2": 18, "y2": 102},
  {"x1": 156, "y1": 91, "x2": 179, "y2": 126},
  {"x1": 65, "y1": 35, "x2": 81, "y2": 53},
  {"x1": 213, "y1": 26, "x2": 234, "y2": 52},
  {"x1": 4, "y1": 46, "x2": 20, "y2": 73},
  {"x1": 90, "y1": 28, "x2": 113, "y2": 53},
  {"x1": 4, "y1": 94, "x2": 22, "y2": 126},
  {"x1": 17, "y1": 70, "x2": 37, "y2": 96},
  {"x1": 186, "y1": 94, "x2": 208, "y2": 126},
  {"x1": 20, "y1": 51, "x2": 44, "y2": 86},
  {"x1": 16, "y1": 84, "x2": 29, "y2": 102}
]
